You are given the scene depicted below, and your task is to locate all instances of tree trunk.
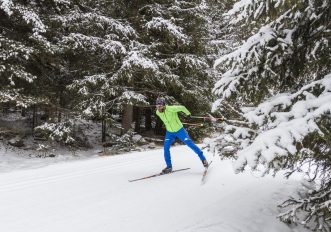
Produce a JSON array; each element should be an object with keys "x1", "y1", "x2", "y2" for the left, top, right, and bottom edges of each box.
[
  {"x1": 145, "y1": 108, "x2": 152, "y2": 131},
  {"x1": 155, "y1": 117, "x2": 164, "y2": 135},
  {"x1": 32, "y1": 105, "x2": 36, "y2": 135},
  {"x1": 21, "y1": 107, "x2": 26, "y2": 117},
  {"x1": 58, "y1": 110, "x2": 62, "y2": 122},
  {"x1": 134, "y1": 106, "x2": 141, "y2": 133},
  {"x1": 102, "y1": 119, "x2": 106, "y2": 143},
  {"x1": 122, "y1": 104, "x2": 133, "y2": 133}
]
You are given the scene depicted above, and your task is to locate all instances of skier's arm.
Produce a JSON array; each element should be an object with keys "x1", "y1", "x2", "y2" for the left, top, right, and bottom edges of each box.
[{"x1": 167, "y1": 105, "x2": 191, "y2": 116}]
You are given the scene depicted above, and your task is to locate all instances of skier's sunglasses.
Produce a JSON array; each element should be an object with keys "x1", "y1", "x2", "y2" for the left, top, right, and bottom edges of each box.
[{"x1": 156, "y1": 105, "x2": 165, "y2": 109}]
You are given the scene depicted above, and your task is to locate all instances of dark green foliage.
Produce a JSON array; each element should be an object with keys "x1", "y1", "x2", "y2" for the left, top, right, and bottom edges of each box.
[
  {"x1": 1, "y1": 0, "x2": 217, "y2": 140},
  {"x1": 211, "y1": 0, "x2": 331, "y2": 230}
]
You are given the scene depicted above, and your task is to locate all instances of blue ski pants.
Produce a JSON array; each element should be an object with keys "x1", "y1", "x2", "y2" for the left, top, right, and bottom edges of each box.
[{"x1": 163, "y1": 127, "x2": 206, "y2": 167}]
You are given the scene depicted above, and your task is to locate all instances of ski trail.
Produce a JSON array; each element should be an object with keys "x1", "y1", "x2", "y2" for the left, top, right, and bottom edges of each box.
[
  {"x1": 0, "y1": 146, "x2": 308, "y2": 232},
  {"x1": 0, "y1": 151, "x2": 159, "y2": 192}
]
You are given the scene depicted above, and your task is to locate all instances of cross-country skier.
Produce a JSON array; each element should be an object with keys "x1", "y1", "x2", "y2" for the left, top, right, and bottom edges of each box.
[{"x1": 155, "y1": 97, "x2": 208, "y2": 174}]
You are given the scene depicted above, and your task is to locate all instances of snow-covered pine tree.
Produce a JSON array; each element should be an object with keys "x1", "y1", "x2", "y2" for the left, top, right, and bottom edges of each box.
[
  {"x1": 0, "y1": 0, "x2": 135, "y2": 143},
  {"x1": 210, "y1": 0, "x2": 331, "y2": 230},
  {"x1": 47, "y1": 0, "x2": 139, "y2": 119},
  {"x1": 136, "y1": 0, "x2": 215, "y2": 114},
  {"x1": 205, "y1": 0, "x2": 236, "y2": 59},
  {"x1": 0, "y1": 0, "x2": 217, "y2": 144},
  {"x1": 0, "y1": 0, "x2": 51, "y2": 107},
  {"x1": 69, "y1": 0, "x2": 216, "y2": 135}
]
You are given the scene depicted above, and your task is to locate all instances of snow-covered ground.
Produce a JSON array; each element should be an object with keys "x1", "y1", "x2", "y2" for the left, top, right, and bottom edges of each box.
[
  {"x1": 0, "y1": 144, "x2": 101, "y2": 173},
  {"x1": 0, "y1": 145, "x2": 308, "y2": 232}
]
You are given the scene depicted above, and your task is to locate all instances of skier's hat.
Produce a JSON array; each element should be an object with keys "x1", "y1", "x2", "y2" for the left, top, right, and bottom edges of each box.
[{"x1": 156, "y1": 97, "x2": 166, "y2": 106}]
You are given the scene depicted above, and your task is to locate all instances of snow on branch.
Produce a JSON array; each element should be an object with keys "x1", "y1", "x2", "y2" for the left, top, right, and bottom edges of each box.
[
  {"x1": 0, "y1": 36, "x2": 37, "y2": 84},
  {"x1": 168, "y1": 0, "x2": 208, "y2": 15},
  {"x1": 213, "y1": 0, "x2": 330, "y2": 103},
  {"x1": 159, "y1": 73, "x2": 184, "y2": 88},
  {"x1": 145, "y1": 17, "x2": 189, "y2": 42},
  {"x1": 80, "y1": 97, "x2": 107, "y2": 119},
  {"x1": 234, "y1": 73, "x2": 331, "y2": 172},
  {"x1": 118, "y1": 91, "x2": 149, "y2": 105},
  {"x1": 70, "y1": 74, "x2": 107, "y2": 88},
  {"x1": 244, "y1": 75, "x2": 331, "y2": 126},
  {"x1": 224, "y1": 0, "x2": 287, "y2": 24},
  {"x1": 60, "y1": 33, "x2": 126, "y2": 55},
  {"x1": 212, "y1": 23, "x2": 293, "y2": 103},
  {"x1": 165, "y1": 54, "x2": 209, "y2": 70},
  {"x1": 35, "y1": 121, "x2": 75, "y2": 145},
  {"x1": 6, "y1": 65, "x2": 37, "y2": 84},
  {"x1": 16, "y1": 5, "x2": 46, "y2": 35},
  {"x1": 53, "y1": 0, "x2": 70, "y2": 5},
  {"x1": 278, "y1": 187, "x2": 331, "y2": 230},
  {"x1": 120, "y1": 51, "x2": 158, "y2": 72},
  {"x1": 210, "y1": 0, "x2": 331, "y2": 229},
  {"x1": 1, "y1": 1, "x2": 46, "y2": 35},
  {"x1": 68, "y1": 74, "x2": 108, "y2": 97},
  {"x1": 0, "y1": 89, "x2": 48, "y2": 107},
  {"x1": 0, "y1": 0, "x2": 14, "y2": 16},
  {"x1": 0, "y1": 35, "x2": 34, "y2": 62},
  {"x1": 214, "y1": 25, "x2": 278, "y2": 68},
  {"x1": 53, "y1": 12, "x2": 136, "y2": 39}
]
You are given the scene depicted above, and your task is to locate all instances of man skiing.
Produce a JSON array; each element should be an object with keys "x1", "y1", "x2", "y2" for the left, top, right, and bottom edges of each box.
[{"x1": 155, "y1": 97, "x2": 208, "y2": 174}]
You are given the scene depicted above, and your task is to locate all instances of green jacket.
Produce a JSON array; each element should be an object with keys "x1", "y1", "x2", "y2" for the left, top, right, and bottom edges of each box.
[{"x1": 156, "y1": 105, "x2": 191, "y2": 132}]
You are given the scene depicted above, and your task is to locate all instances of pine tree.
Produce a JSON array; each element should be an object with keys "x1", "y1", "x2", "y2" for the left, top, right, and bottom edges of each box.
[
  {"x1": 69, "y1": 0, "x2": 216, "y2": 134},
  {"x1": 46, "y1": 0, "x2": 138, "y2": 118},
  {"x1": 210, "y1": 0, "x2": 331, "y2": 230},
  {"x1": 0, "y1": 0, "x2": 137, "y2": 142},
  {"x1": 135, "y1": 0, "x2": 215, "y2": 114},
  {"x1": 0, "y1": 0, "x2": 51, "y2": 107},
  {"x1": 1, "y1": 0, "x2": 217, "y2": 143}
]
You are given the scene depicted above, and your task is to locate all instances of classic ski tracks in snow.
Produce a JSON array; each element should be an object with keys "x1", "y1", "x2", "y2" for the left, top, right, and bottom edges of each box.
[
  {"x1": 0, "y1": 146, "x2": 307, "y2": 232},
  {"x1": 0, "y1": 155, "x2": 157, "y2": 192}
]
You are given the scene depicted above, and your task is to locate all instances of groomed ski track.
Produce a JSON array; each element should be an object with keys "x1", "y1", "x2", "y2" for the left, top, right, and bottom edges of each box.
[{"x1": 0, "y1": 145, "x2": 306, "y2": 232}]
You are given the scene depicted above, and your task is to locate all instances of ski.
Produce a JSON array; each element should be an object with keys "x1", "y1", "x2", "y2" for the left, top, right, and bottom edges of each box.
[
  {"x1": 128, "y1": 168, "x2": 190, "y2": 182},
  {"x1": 201, "y1": 160, "x2": 213, "y2": 184}
]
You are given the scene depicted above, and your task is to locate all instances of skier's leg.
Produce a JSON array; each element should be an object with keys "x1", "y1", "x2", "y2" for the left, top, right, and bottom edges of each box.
[
  {"x1": 176, "y1": 128, "x2": 206, "y2": 161},
  {"x1": 164, "y1": 131, "x2": 176, "y2": 167}
]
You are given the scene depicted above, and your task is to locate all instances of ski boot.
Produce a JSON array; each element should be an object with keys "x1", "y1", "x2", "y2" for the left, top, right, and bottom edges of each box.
[
  {"x1": 202, "y1": 159, "x2": 209, "y2": 168},
  {"x1": 161, "y1": 166, "x2": 173, "y2": 174}
]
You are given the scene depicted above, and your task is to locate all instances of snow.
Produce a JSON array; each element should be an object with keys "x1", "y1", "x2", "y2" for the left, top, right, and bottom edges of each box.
[
  {"x1": 60, "y1": 33, "x2": 126, "y2": 55},
  {"x1": 118, "y1": 91, "x2": 149, "y2": 105},
  {"x1": 146, "y1": 17, "x2": 188, "y2": 42},
  {"x1": 221, "y1": 73, "x2": 331, "y2": 172},
  {"x1": 121, "y1": 51, "x2": 158, "y2": 71},
  {"x1": 0, "y1": 0, "x2": 14, "y2": 16},
  {"x1": 54, "y1": 12, "x2": 137, "y2": 39},
  {"x1": 0, "y1": 145, "x2": 308, "y2": 232},
  {"x1": 244, "y1": 73, "x2": 331, "y2": 127},
  {"x1": 35, "y1": 121, "x2": 75, "y2": 144},
  {"x1": 1, "y1": 1, "x2": 46, "y2": 35},
  {"x1": 18, "y1": 5, "x2": 47, "y2": 35}
]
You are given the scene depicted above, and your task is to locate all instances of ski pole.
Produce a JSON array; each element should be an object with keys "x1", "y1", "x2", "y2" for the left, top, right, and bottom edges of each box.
[
  {"x1": 190, "y1": 114, "x2": 227, "y2": 122},
  {"x1": 182, "y1": 122, "x2": 204, "y2": 127}
]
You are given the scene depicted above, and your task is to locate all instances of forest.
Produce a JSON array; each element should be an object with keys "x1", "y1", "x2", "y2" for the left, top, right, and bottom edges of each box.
[{"x1": 1, "y1": 0, "x2": 330, "y2": 230}]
